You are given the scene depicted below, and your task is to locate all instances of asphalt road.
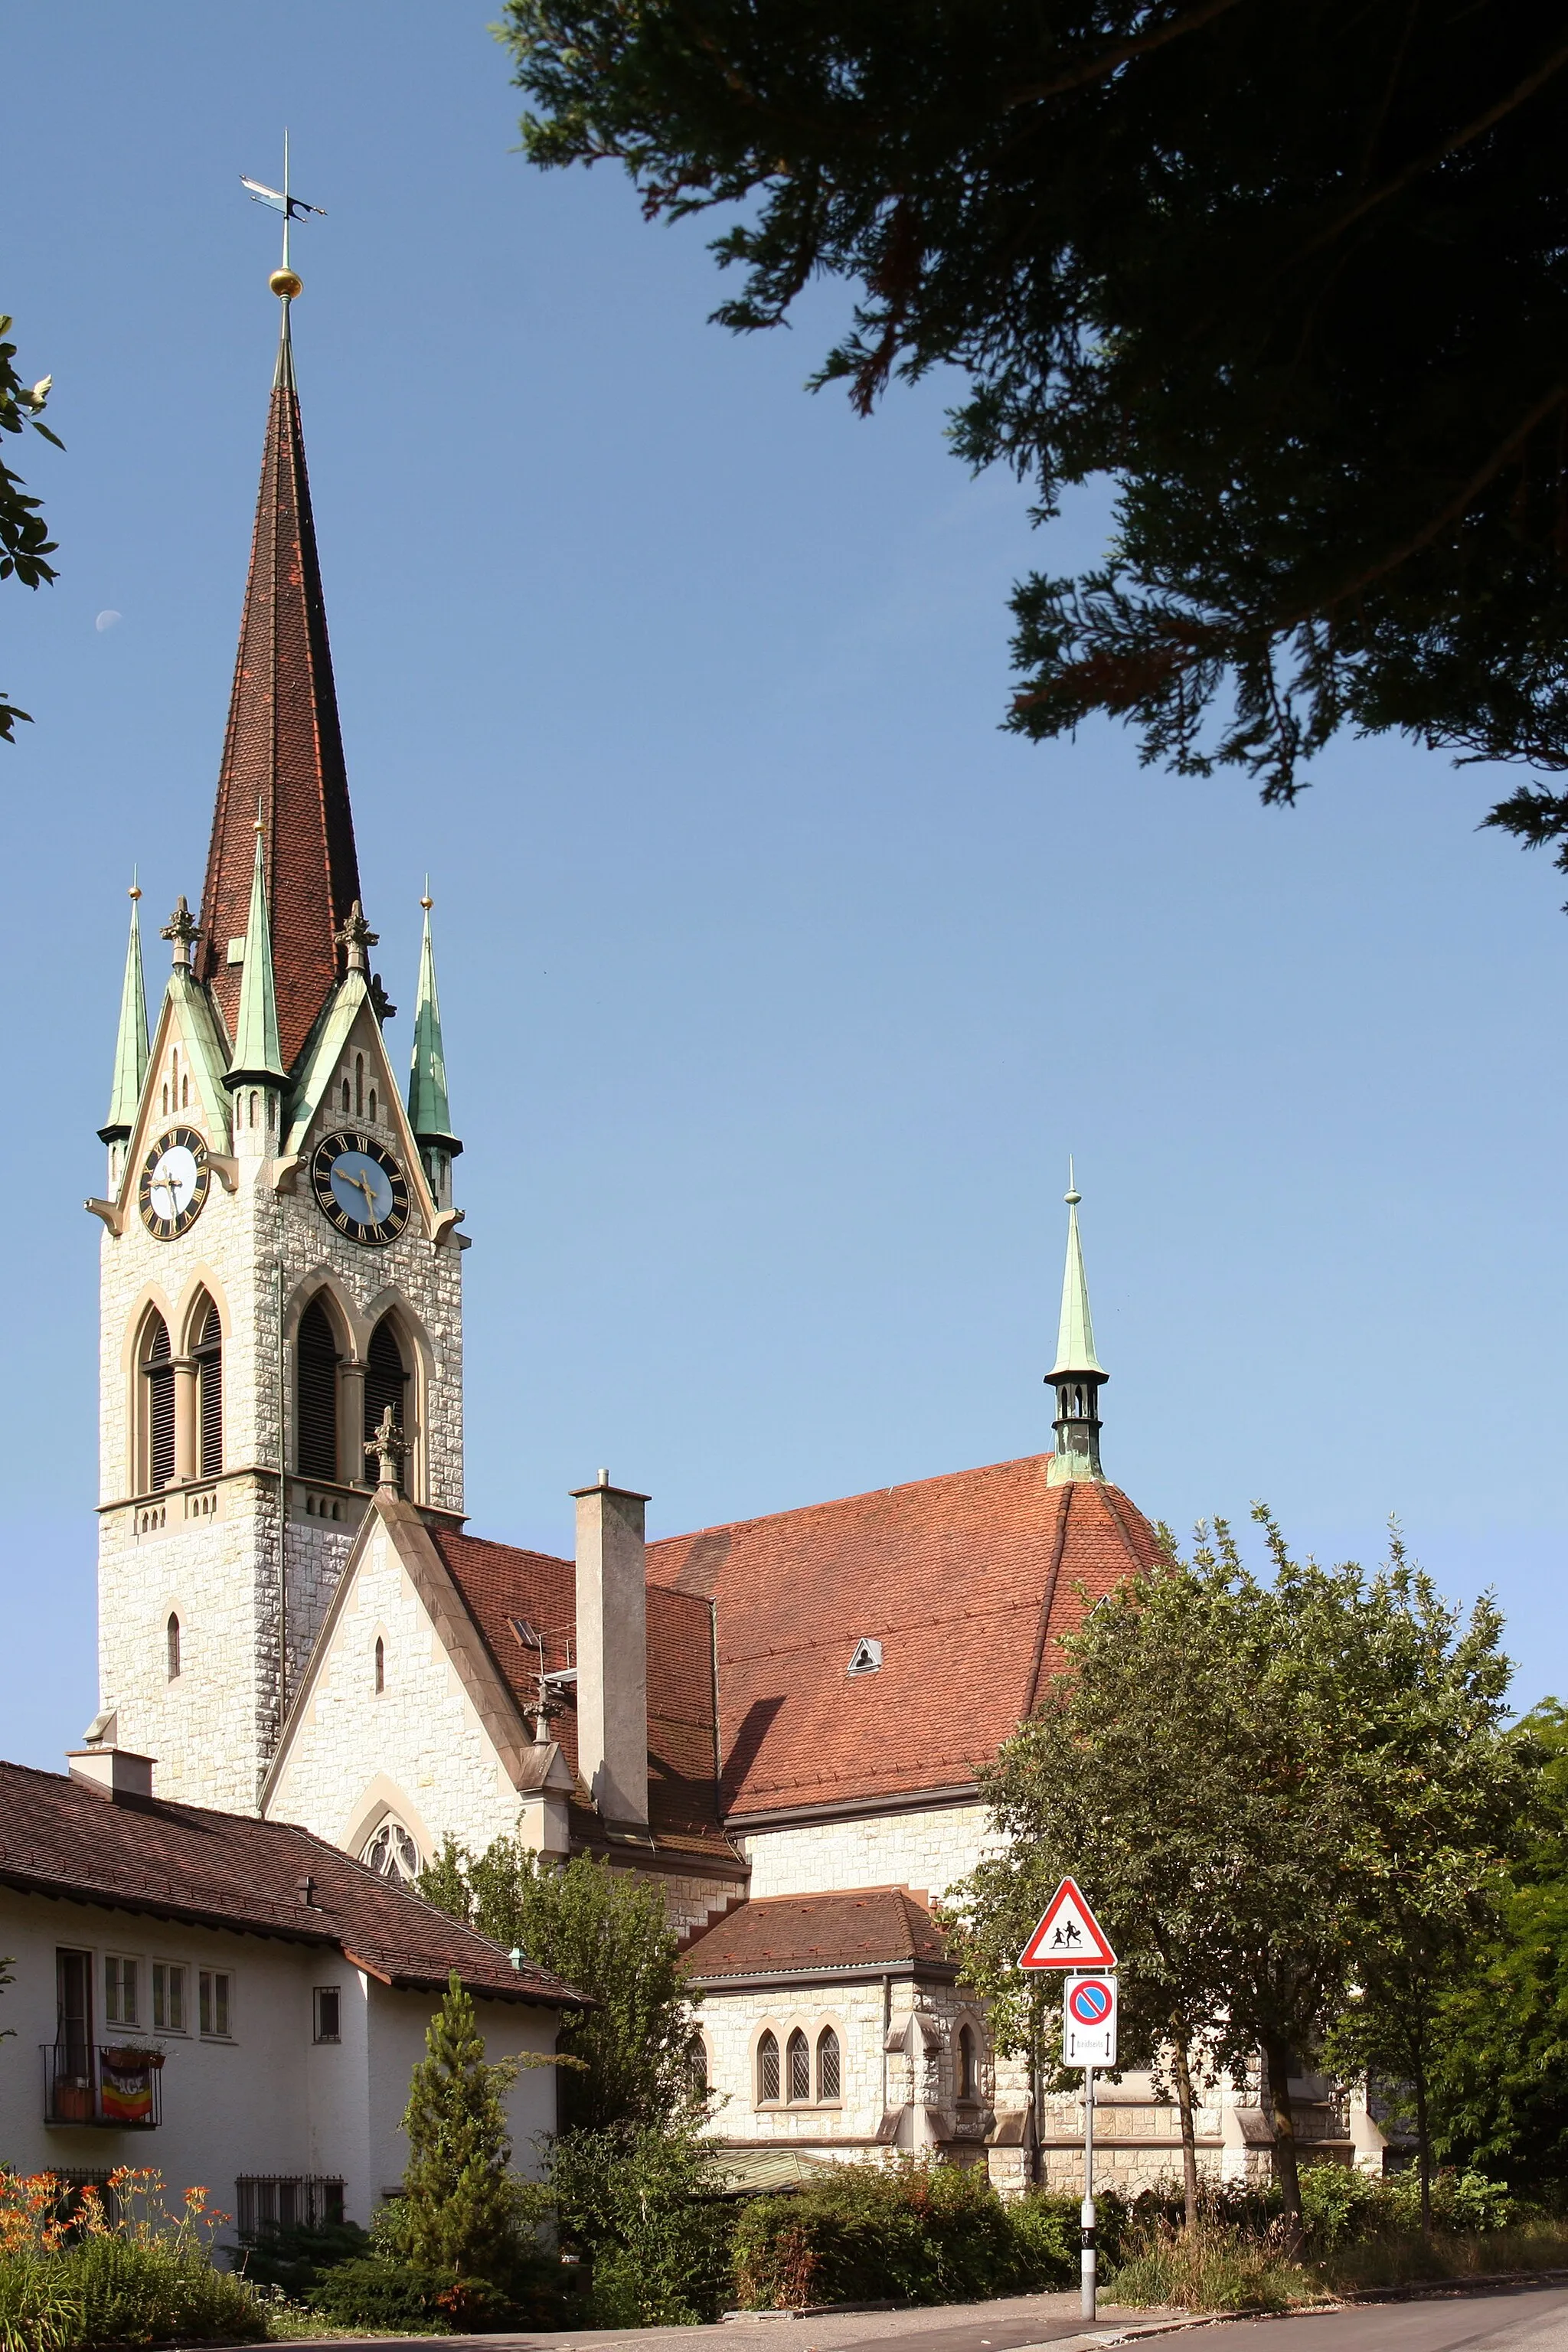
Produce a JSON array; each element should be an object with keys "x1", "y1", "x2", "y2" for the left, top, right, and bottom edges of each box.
[{"x1": 1175, "y1": 2286, "x2": 1568, "y2": 2352}]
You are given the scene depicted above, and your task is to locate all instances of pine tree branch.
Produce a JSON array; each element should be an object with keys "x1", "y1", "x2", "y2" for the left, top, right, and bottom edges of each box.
[{"x1": 1002, "y1": 0, "x2": 1248, "y2": 111}]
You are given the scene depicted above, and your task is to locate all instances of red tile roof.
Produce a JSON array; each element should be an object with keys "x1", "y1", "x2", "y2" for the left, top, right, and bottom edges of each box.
[
  {"x1": 648, "y1": 1459, "x2": 1160, "y2": 1819},
  {"x1": 197, "y1": 335, "x2": 362, "y2": 1072},
  {"x1": 0, "y1": 1761, "x2": 580, "y2": 2007},
  {"x1": 683, "y1": 1889, "x2": 951, "y2": 1978}
]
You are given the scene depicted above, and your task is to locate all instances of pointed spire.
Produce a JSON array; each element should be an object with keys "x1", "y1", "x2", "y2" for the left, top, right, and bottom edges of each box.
[
  {"x1": 1045, "y1": 1160, "x2": 1109, "y2": 1487},
  {"x1": 100, "y1": 877, "x2": 149, "y2": 1142},
  {"x1": 407, "y1": 882, "x2": 461, "y2": 1152},
  {"x1": 1049, "y1": 1158, "x2": 1106, "y2": 1379},
  {"x1": 225, "y1": 812, "x2": 287, "y2": 1088},
  {"x1": 197, "y1": 311, "x2": 361, "y2": 1070}
]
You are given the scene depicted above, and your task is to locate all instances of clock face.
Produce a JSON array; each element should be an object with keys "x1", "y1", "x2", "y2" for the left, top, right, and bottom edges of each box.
[
  {"x1": 139, "y1": 1127, "x2": 211, "y2": 1240},
  {"x1": 311, "y1": 1130, "x2": 410, "y2": 1246}
]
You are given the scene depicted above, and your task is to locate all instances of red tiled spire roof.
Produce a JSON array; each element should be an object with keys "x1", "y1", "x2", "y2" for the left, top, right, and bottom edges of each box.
[{"x1": 198, "y1": 317, "x2": 361, "y2": 1070}]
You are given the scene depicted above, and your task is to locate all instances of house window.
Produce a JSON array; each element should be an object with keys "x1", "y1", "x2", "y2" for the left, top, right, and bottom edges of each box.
[
  {"x1": 199, "y1": 1970, "x2": 233, "y2": 2040},
  {"x1": 142, "y1": 1312, "x2": 175, "y2": 1491},
  {"x1": 166, "y1": 1614, "x2": 181, "y2": 1681},
  {"x1": 816, "y1": 2025, "x2": 841, "y2": 2102},
  {"x1": 786, "y1": 2027, "x2": 811, "y2": 2102},
  {"x1": 152, "y1": 1962, "x2": 187, "y2": 2034},
  {"x1": 688, "y1": 2033, "x2": 708, "y2": 2099},
  {"x1": 296, "y1": 1298, "x2": 339, "y2": 1482},
  {"x1": 958, "y1": 2023, "x2": 979, "y2": 2102},
  {"x1": 193, "y1": 1296, "x2": 222, "y2": 1478},
  {"x1": 363, "y1": 1318, "x2": 409, "y2": 1494},
  {"x1": 374, "y1": 1637, "x2": 384, "y2": 1694},
  {"x1": 360, "y1": 1819, "x2": 420, "y2": 1881},
  {"x1": 56, "y1": 1949, "x2": 93, "y2": 2077},
  {"x1": 756, "y1": 2030, "x2": 779, "y2": 2105},
  {"x1": 104, "y1": 1955, "x2": 139, "y2": 2028},
  {"x1": 314, "y1": 1986, "x2": 341, "y2": 2044}
]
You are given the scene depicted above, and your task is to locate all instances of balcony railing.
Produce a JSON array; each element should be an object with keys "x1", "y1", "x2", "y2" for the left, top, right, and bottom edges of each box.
[{"x1": 42, "y1": 2045, "x2": 162, "y2": 2129}]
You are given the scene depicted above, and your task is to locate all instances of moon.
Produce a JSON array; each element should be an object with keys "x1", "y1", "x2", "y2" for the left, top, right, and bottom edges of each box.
[{"x1": 95, "y1": 610, "x2": 122, "y2": 632}]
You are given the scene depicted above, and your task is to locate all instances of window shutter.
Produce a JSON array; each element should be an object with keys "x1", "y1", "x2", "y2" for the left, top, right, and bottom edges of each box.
[
  {"x1": 145, "y1": 1315, "x2": 175, "y2": 1491},
  {"x1": 296, "y1": 1301, "x2": 339, "y2": 1482},
  {"x1": 362, "y1": 1320, "x2": 408, "y2": 1494}
]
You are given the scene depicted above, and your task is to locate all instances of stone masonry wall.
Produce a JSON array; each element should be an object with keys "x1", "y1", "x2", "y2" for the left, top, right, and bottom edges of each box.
[{"x1": 740, "y1": 1801, "x2": 998, "y2": 1905}]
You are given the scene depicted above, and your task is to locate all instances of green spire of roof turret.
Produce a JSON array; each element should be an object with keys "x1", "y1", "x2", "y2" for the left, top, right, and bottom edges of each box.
[
  {"x1": 1047, "y1": 1158, "x2": 1106, "y2": 1378},
  {"x1": 225, "y1": 812, "x2": 287, "y2": 1088},
  {"x1": 407, "y1": 883, "x2": 460, "y2": 1153},
  {"x1": 100, "y1": 877, "x2": 149, "y2": 1143}
]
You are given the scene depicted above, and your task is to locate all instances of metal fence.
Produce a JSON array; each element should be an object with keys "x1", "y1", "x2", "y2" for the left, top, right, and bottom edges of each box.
[{"x1": 234, "y1": 2176, "x2": 346, "y2": 2239}]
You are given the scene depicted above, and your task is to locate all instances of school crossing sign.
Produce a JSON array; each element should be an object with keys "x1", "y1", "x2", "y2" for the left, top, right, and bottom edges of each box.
[{"x1": 1018, "y1": 1877, "x2": 1118, "y2": 1971}]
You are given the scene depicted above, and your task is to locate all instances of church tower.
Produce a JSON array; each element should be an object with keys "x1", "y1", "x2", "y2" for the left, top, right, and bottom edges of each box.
[{"x1": 90, "y1": 286, "x2": 466, "y2": 1812}]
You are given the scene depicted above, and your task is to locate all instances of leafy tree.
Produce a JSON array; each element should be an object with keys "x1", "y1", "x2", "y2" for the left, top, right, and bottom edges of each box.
[
  {"x1": 546, "y1": 2121, "x2": 733, "y2": 2324},
  {"x1": 497, "y1": 3, "x2": 1568, "y2": 884},
  {"x1": 1, "y1": 315, "x2": 60, "y2": 744},
  {"x1": 400, "y1": 1969, "x2": 521, "y2": 2281},
  {"x1": 1423, "y1": 1700, "x2": 1568, "y2": 2192},
  {"x1": 420, "y1": 1839, "x2": 699, "y2": 2132},
  {"x1": 946, "y1": 1509, "x2": 1527, "y2": 2243}
]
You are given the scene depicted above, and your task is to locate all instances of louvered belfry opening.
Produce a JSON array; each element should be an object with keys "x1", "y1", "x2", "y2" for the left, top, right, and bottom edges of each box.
[
  {"x1": 363, "y1": 1318, "x2": 408, "y2": 1494},
  {"x1": 193, "y1": 1298, "x2": 222, "y2": 1478},
  {"x1": 296, "y1": 1298, "x2": 339, "y2": 1482},
  {"x1": 143, "y1": 1313, "x2": 175, "y2": 1492}
]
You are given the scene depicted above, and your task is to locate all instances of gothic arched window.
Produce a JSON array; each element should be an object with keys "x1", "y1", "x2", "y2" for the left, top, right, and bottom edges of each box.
[
  {"x1": 958, "y1": 2023, "x2": 978, "y2": 2102},
  {"x1": 374, "y1": 1636, "x2": 385, "y2": 1694},
  {"x1": 786, "y1": 2027, "x2": 811, "y2": 2102},
  {"x1": 364, "y1": 1318, "x2": 409, "y2": 1494},
  {"x1": 341, "y1": 1077, "x2": 351, "y2": 1112},
  {"x1": 166, "y1": 1612, "x2": 181, "y2": 1681},
  {"x1": 141, "y1": 1312, "x2": 175, "y2": 1491},
  {"x1": 688, "y1": 2032, "x2": 709, "y2": 2100},
  {"x1": 354, "y1": 1054, "x2": 364, "y2": 1117},
  {"x1": 368, "y1": 1084, "x2": 377, "y2": 1123},
  {"x1": 756, "y1": 2030, "x2": 779, "y2": 2105},
  {"x1": 296, "y1": 1298, "x2": 340, "y2": 1482},
  {"x1": 361, "y1": 1818, "x2": 420, "y2": 1880},
  {"x1": 193, "y1": 1296, "x2": 222, "y2": 1478},
  {"x1": 816, "y1": 2025, "x2": 841, "y2": 2102}
]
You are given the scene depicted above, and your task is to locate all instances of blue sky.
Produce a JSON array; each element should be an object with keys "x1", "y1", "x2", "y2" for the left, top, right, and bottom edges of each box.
[{"x1": 4, "y1": 5, "x2": 1565, "y2": 1769}]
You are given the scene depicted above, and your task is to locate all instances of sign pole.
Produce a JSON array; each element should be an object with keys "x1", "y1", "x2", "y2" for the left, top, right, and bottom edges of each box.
[{"x1": 1081, "y1": 2063, "x2": 1097, "y2": 2321}]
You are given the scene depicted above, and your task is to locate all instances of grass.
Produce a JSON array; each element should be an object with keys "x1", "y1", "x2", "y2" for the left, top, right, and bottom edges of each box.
[{"x1": 1109, "y1": 2216, "x2": 1568, "y2": 2314}]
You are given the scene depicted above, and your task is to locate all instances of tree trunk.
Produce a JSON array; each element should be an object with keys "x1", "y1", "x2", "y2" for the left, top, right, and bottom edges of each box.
[
  {"x1": 1416, "y1": 2068, "x2": 1432, "y2": 2238},
  {"x1": 1171, "y1": 2034, "x2": 1200, "y2": 2231},
  {"x1": 1260, "y1": 2034, "x2": 1304, "y2": 2247}
]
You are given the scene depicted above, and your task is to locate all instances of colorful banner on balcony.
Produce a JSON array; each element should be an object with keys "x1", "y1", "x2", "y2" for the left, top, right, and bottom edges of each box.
[{"x1": 98, "y1": 2052, "x2": 154, "y2": 2124}]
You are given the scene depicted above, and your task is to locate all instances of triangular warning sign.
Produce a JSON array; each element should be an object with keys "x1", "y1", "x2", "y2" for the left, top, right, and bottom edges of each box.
[{"x1": 1018, "y1": 1876, "x2": 1117, "y2": 1970}]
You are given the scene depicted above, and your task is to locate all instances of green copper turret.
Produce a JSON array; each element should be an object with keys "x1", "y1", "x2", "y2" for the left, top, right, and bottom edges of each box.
[
  {"x1": 1046, "y1": 1161, "x2": 1108, "y2": 1485},
  {"x1": 225, "y1": 817, "x2": 288, "y2": 1089},
  {"x1": 407, "y1": 887, "x2": 461, "y2": 1160},
  {"x1": 100, "y1": 880, "x2": 150, "y2": 1145}
]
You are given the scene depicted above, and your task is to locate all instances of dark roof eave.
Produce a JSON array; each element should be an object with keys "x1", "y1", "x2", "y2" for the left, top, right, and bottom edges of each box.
[{"x1": 721, "y1": 1781, "x2": 981, "y2": 1832}]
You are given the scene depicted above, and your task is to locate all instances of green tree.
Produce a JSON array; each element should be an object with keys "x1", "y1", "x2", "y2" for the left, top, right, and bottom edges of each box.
[
  {"x1": 1, "y1": 314, "x2": 60, "y2": 744},
  {"x1": 400, "y1": 1969, "x2": 521, "y2": 2281},
  {"x1": 420, "y1": 1839, "x2": 699, "y2": 2132},
  {"x1": 1423, "y1": 1700, "x2": 1568, "y2": 2192},
  {"x1": 946, "y1": 1509, "x2": 1527, "y2": 2243},
  {"x1": 497, "y1": 3, "x2": 1568, "y2": 884}
]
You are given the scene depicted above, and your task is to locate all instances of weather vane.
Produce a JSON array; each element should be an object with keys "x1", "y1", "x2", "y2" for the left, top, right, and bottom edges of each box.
[{"x1": 240, "y1": 130, "x2": 325, "y2": 300}]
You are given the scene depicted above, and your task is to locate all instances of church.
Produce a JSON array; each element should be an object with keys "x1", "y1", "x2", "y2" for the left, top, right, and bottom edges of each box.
[{"x1": 78, "y1": 282, "x2": 1391, "y2": 2196}]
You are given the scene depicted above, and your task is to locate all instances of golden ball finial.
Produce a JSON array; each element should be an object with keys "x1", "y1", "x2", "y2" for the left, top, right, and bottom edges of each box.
[{"x1": 270, "y1": 266, "x2": 303, "y2": 301}]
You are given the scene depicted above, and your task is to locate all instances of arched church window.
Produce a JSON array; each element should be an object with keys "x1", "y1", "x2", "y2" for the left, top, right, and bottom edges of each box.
[
  {"x1": 341, "y1": 1077, "x2": 351, "y2": 1113},
  {"x1": 181, "y1": 1073, "x2": 188, "y2": 1109},
  {"x1": 786, "y1": 2027, "x2": 810, "y2": 2102},
  {"x1": 193, "y1": 1296, "x2": 222, "y2": 1478},
  {"x1": 296, "y1": 1298, "x2": 340, "y2": 1482},
  {"x1": 374, "y1": 1635, "x2": 384, "y2": 1694},
  {"x1": 368, "y1": 1084, "x2": 377, "y2": 1123},
  {"x1": 361, "y1": 1818, "x2": 420, "y2": 1880},
  {"x1": 162, "y1": 1083, "x2": 169, "y2": 1116},
  {"x1": 756, "y1": 2030, "x2": 779, "y2": 2105},
  {"x1": 142, "y1": 1312, "x2": 175, "y2": 1491},
  {"x1": 364, "y1": 1318, "x2": 409, "y2": 1494},
  {"x1": 354, "y1": 1054, "x2": 364, "y2": 1117},
  {"x1": 249, "y1": 1089, "x2": 259, "y2": 1129},
  {"x1": 688, "y1": 2032, "x2": 709, "y2": 2100},
  {"x1": 958, "y1": 2023, "x2": 978, "y2": 2102},
  {"x1": 166, "y1": 1612, "x2": 181, "y2": 1681},
  {"x1": 816, "y1": 2025, "x2": 841, "y2": 2101}
]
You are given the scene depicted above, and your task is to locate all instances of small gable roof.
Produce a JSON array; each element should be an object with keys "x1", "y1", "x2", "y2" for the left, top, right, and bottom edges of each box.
[
  {"x1": 0, "y1": 1760, "x2": 581, "y2": 2008},
  {"x1": 683, "y1": 1887, "x2": 951, "y2": 1980},
  {"x1": 647, "y1": 1457, "x2": 1161, "y2": 1820}
]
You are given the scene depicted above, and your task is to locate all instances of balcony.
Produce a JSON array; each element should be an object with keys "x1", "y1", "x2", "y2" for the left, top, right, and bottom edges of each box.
[{"x1": 42, "y1": 2045, "x2": 162, "y2": 2129}]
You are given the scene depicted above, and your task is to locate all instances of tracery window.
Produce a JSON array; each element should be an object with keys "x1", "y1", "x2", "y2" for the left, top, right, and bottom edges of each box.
[
  {"x1": 363, "y1": 1318, "x2": 409, "y2": 1494},
  {"x1": 756, "y1": 2030, "x2": 780, "y2": 2105},
  {"x1": 816, "y1": 2025, "x2": 841, "y2": 2102},
  {"x1": 141, "y1": 1312, "x2": 175, "y2": 1491},
  {"x1": 361, "y1": 1818, "x2": 420, "y2": 1881},
  {"x1": 296, "y1": 1298, "x2": 339, "y2": 1481},
  {"x1": 786, "y1": 2027, "x2": 811, "y2": 2102},
  {"x1": 193, "y1": 1295, "x2": 222, "y2": 1478}
]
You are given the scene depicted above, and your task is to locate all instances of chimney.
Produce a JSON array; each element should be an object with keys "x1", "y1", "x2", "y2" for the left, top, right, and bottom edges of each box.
[
  {"x1": 67, "y1": 1746, "x2": 155, "y2": 1802},
  {"x1": 571, "y1": 1468, "x2": 650, "y2": 1825}
]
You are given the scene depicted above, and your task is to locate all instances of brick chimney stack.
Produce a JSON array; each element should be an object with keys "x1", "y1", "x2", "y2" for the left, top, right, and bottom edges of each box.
[{"x1": 570, "y1": 1470, "x2": 650, "y2": 1826}]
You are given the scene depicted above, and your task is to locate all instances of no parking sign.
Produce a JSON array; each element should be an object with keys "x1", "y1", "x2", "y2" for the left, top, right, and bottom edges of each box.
[{"x1": 1063, "y1": 1970, "x2": 1119, "y2": 2067}]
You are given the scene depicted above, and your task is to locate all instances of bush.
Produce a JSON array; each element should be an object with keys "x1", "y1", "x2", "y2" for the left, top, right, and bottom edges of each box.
[
  {"x1": 232, "y1": 2219, "x2": 371, "y2": 2300},
  {"x1": 1107, "y1": 2222, "x2": 1308, "y2": 2313},
  {"x1": 67, "y1": 2236, "x2": 264, "y2": 2348},
  {"x1": 730, "y1": 2161, "x2": 1075, "y2": 2311},
  {"x1": 311, "y1": 2255, "x2": 456, "y2": 2331},
  {"x1": 548, "y1": 2125, "x2": 733, "y2": 2325}
]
